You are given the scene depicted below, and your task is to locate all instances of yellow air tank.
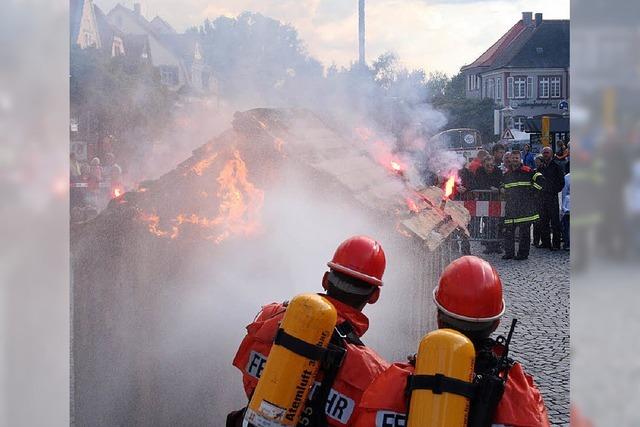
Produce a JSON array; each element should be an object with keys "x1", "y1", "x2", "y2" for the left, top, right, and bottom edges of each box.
[
  {"x1": 407, "y1": 329, "x2": 475, "y2": 427},
  {"x1": 243, "y1": 293, "x2": 337, "y2": 427}
]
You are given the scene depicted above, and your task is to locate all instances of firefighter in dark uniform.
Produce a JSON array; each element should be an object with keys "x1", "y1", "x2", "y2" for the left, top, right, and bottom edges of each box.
[
  {"x1": 538, "y1": 146, "x2": 566, "y2": 250},
  {"x1": 501, "y1": 151, "x2": 544, "y2": 260}
]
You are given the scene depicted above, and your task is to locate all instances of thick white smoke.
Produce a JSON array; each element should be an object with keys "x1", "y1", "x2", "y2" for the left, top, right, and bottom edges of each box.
[
  {"x1": 72, "y1": 9, "x2": 470, "y2": 425},
  {"x1": 155, "y1": 164, "x2": 430, "y2": 420}
]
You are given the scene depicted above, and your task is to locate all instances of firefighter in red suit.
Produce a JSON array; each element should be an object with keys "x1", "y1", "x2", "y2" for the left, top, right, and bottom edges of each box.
[
  {"x1": 228, "y1": 236, "x2": 391, "y2": 427},
  {"x1": 352, "y1": 256, "x2": 550, "y2": 427}
]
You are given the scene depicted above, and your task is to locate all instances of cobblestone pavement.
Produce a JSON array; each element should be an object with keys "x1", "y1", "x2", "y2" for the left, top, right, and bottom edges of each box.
[{"x1": 472, "y1": 242, "x2": 570, "y2": 426}]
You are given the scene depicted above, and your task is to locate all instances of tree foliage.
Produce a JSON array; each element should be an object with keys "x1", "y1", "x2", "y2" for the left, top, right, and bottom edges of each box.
[
  {"x1": 430, "y1": 72, "x2": 497, "y2": 144},
  {"x1": 197, "y1": 12, "x2": 323, "y2": 105},
  {"x1": 70, "y1": 45, "x2": 174, "y2": 140}
]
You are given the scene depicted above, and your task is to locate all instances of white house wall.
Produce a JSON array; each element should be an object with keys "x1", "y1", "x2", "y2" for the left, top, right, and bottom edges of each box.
[{"x1": 77, "y1": 0, "x2": 101, "y2": 49}]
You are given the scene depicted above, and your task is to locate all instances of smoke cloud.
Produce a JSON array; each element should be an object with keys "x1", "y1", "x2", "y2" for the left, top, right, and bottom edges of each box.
[{"x1": 70, "y1": 8, "x2": 468, "y2": 425}]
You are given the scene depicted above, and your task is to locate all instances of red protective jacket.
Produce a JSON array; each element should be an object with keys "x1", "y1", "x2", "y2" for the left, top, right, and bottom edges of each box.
[
  {"x1": 232, "y1": 295, "x2": 390, "y2": 426},
  {"x1": 353, "y1": 361, "x2": 550, "y2": 427}
]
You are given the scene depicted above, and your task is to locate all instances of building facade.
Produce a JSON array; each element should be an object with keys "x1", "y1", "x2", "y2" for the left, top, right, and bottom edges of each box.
[
  {"x1": 461, "y1": 12, "x2": 569, "y2": 132},
  {"x1": 107, "y1": 3, "x2": 212, "y2": 94}
]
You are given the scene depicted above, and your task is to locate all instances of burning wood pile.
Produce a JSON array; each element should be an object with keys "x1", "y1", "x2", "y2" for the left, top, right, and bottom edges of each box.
[
  {"x1": 72, "y1": 108, "x2": 469, "y2": 250},
  {"x1": 71, "y1": 108, "x2": 470, "y2": 425}
]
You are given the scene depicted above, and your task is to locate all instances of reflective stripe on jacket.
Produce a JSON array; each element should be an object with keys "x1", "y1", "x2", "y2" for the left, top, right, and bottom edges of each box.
[{"x1": 502, "y1": 166, "x2": 544, "y2": 224}]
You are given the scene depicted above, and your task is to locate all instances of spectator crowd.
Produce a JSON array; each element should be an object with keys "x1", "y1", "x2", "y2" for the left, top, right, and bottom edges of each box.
[
  {"x1": 450, "y1": 140, "x2": 570, "y2": 260},
  {"x1": 70, "y1": 151, "x2": 125, "y2": 222}
]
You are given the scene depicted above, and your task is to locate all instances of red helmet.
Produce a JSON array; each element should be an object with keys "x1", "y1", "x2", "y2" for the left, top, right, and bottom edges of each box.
[
  {"x1": 327, "y1": 236, "x2": 386, "y2": 287},
  {"x1": 433, "y1": 256, "x2": 504, "y2": 322}
]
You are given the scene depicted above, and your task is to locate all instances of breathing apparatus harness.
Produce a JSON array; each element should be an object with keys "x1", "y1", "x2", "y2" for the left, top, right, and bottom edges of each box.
[
  {"x1": 271, "y1": 320, "x2": 361, "y2": 427},
  {"x1": 405, "y1": 319, "x2": 518, "y2": 427}
]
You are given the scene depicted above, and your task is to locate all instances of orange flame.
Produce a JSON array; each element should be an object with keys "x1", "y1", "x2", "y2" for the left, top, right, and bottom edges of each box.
[
  {"x1": 113, "y1": 188, "x2": 122, "y2": 198},
  {"x1": 444, "y1": 175, "x2": 456, "y2": 198},
  {"x1": 390, "y1": 161, "x2": 402, "y2": 172},
  {"x1": 405, "y1": 197, "x2": 420, "y2": 213},
  {"x1": 139, "y1": 212, "x2": 177, "y2": 238},
  {"x1": 210, "y1": 150, "x2": 264, "y2": 243},
  {"x1": 139, "y1": 150, "x2": 264, "y2": 244},
  {"x1": 186, "y1": 153, "x2": 218, "y2": 176}
]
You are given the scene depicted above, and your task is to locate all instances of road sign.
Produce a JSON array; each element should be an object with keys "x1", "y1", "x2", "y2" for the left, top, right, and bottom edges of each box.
[{"x1": 502, "y1": 128, "x2": 515, "y2": 140}]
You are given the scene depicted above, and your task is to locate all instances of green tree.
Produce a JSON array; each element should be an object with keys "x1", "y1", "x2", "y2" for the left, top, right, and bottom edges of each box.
[
  {"x1": 197, "y1": 12, "x2": 322, "y2": 105},
  {"x1": 70, "y1": 45, "x2": 174, "y2": 140},
  {"x1": 424, "y1": 71, "x2": 449, "y2": 101},
  {"x1": 430, "y1": 72, "x2": 497, "y2": 144}
]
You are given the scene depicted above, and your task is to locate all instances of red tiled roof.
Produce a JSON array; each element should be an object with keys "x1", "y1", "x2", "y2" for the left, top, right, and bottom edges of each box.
[{"x1": 461, "y1": 20, "x2": 526, "y2": 70}]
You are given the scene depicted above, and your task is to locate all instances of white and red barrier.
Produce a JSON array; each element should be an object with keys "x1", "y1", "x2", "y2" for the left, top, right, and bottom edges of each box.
[{"x1": 463, "y1": 199, "x2": 505, "y2": 217}]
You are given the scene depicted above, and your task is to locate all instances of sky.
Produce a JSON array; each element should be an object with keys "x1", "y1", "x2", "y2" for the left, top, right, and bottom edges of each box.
[{"x1": 94, "y1": 0, "x2": 570, "y2": 75}]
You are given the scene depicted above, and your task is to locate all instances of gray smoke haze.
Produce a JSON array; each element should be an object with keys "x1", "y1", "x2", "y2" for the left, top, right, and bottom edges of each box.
[
  {"x1": 144, "y1": 163, "x2": 435, "y2": 421},
  {"x1": 71, "y1": 9, "x2": 465, "y2": 425},
  {"x1": 128, "y1": 12, "x2": 460, "y2": 183}
]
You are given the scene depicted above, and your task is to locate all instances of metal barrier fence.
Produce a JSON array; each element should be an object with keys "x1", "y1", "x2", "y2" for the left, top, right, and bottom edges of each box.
[{"x1": 460, "y1": 189, "x2": 505, "y2": 243}]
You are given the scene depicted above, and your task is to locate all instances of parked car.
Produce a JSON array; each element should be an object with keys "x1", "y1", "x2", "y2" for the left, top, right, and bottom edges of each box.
[{"x1": 430, "y1": 128, "x2": 483, "y2": 163}]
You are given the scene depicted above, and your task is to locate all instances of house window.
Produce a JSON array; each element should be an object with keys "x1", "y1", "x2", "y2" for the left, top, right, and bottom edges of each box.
[
  {"x1": 83, "y1": 32, "x2": 94, "y2": 48},
  {"x1": 513, "y1": 116, "x2": 526, "y2": 132},
  {"x1": 468, "y1": 74, "x2": 480, "y2": 91},
  {"x1": 112, "y1": 36, "x2": 125, "y2": 57},
  {"x1": 539, "y1": 77, "x2": 550, "y2": 98},
  {"x1": 486, "y1": 78, "x2": 495, "y2": 99},
  {"x1": 550, "y1": 77, "x2": 562, "y2": 98},
  {"x1": 159, "y1": 66, "x2": 179, "y2": 86},
  {"x1": 507, "y1": 77, "x2": 514, "y2": 99},
  {"x1": 527, "y1": 76, "x2": 533, "y2": 98},
  {"x1": 469, "y1": 74, "x2": 479, "y2": 91},
  {"x1": 496, "y1": 77, "x2": 502, "y2": 100},
  {"x1": 514, "y1": 77, "x2": 527, "y2": 99}
]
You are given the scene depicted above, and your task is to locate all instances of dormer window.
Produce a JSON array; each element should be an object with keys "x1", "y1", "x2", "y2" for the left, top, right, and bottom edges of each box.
[
  {"x1": 536, "y1": 47, "x2": 544, "y2": 55},
  {"x1": 112, "y1": 36, "x2": 125, "y2": 57}
]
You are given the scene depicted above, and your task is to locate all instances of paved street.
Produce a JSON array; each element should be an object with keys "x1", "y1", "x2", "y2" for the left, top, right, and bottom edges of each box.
[{"x1": 474, "y1": 242, "x2": 570, "y2": 426}]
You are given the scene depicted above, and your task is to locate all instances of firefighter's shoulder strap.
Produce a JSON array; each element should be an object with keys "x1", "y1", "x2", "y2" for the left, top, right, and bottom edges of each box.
[
  {"x1": 297, "y1": 321, "x2": 359, "y2": 426},
  {"x1": 273, "y1": 328, "x2": 327, "y2": 361},
  {"x1": 406, "y1": 373, "x2": 475, "y2": 399},
  {"x1": 272, "y1": 320, "x2": 362, "y2": 362},
  {"x1": 335, "y1": 320, "x2": 364, "y2": 346}
]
